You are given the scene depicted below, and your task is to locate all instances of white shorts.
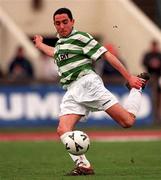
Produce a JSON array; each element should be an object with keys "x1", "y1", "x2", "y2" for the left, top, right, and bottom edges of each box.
[{"x1": 59, "y1": 72, "x2": 118, "y2": 117}]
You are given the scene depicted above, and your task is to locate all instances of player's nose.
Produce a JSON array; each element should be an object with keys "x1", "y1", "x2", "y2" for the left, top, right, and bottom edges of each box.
[{"x1": 60, "y1": 23, "x2": 65, "y2": 29}]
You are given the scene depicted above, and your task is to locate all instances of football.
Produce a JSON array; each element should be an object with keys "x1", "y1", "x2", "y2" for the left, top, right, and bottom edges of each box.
[{"x1": 64, "y1": 130, "x2": 90, "y2": 155}]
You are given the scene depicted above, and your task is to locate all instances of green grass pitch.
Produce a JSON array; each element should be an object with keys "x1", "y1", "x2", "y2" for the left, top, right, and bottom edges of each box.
[{"x1": 0, "y1": 140, "x2": 161, "y2": 180}]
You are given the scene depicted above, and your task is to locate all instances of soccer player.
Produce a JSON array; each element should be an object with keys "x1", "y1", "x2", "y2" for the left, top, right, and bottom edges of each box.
[{"x1": 33, "y1": 8, "x2": 150, "y2": 176}]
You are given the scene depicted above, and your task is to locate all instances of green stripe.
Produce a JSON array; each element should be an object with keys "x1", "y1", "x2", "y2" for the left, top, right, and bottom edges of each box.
[
  {"x1": 61, "y1": 63, "x2": 92, "y2": 78},
  {"x1": 60, "y1": 66, "x2": 92, "y2": 86},
  {"x1": 56, "y1": 39, "x2": 86, "y2": 47},
  {"x1": 86, "y1": 43, "x2": 102, "y2": 57},
  {"x1": 54, "y1": 53, "x2": 58, "y2": 60},
  {"x1": 60, "y1": 71, "x2": 81, "y2": 86},
  {"x1": 62, "y1": 39, "x2": 87, "y2": 47},
  {"x1": 58, "y1": 49, "x2": 83, "y2": 54}
]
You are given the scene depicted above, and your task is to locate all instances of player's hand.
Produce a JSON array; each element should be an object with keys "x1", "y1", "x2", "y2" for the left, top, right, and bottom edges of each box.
[
  {"x1": 128, "y1": 75, "x2": 145, "y2": 89},
  {"x1": 33, "y1": 35, "x2": 43, "y2": 48}
]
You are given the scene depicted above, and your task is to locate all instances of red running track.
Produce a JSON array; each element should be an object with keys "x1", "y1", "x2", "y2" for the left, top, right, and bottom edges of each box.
[{"x1": 0, "y1": 130, "x2": 161, "y2": 141}]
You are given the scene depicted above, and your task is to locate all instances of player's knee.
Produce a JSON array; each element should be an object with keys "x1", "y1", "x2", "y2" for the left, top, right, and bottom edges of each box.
[
  {"x1": 122, "y1": 117, "x2": 135, "y2": 128},
  {"x1": 122, "y1": 121, "x2": 133, "y2": 128},
  {"x1": 57, "y1": 125, "x2": 70, "y2": 137}
]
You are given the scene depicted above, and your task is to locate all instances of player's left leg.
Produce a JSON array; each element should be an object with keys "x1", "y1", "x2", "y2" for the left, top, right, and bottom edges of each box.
[
  {"x1": 57, "y1": 114, "x2": 81, "y2": 136},
  {"x1": 57, "y1": 114, "x2": 94, "y2": 176}
]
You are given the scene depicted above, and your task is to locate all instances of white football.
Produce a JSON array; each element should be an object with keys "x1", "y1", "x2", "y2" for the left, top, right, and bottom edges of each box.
[{"x1": 64, "y1": 130, "x2": 90, "y2": 155}]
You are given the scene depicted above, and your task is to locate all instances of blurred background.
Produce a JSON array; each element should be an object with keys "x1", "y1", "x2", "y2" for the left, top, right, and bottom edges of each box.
[{"x1": 0, "y1": 0, "x2": 161, "y2": 129}]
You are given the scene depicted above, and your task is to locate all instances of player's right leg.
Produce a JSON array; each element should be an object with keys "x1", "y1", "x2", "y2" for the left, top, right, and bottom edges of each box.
[
  {"x1": 105, "y1": 103, "x2": 135, "y2": 128},
  {"x1": 105, "y1": 72, "x2": 150, "y2": 128}
]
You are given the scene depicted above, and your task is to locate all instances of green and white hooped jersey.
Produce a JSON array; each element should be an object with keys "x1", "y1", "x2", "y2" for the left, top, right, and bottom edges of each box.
[{"x1": 54, "y1": 29, "x2": 107, "y2": 89}]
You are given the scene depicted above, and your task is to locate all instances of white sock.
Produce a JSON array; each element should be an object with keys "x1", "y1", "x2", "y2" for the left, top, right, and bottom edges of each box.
[
  {"x1": 68, "y1": 153, "x2": 91, "y2": 168},
  {"x1": 60, "y1": 132, "x2": 91, "y2": 168},
  {"x1": 123, "y1": 88, "x2": 142, "y2": 116}
]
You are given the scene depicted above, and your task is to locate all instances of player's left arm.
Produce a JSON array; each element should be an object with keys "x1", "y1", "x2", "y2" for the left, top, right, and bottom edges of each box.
[{"x1": 102, "y1": 51, "x2": 143, "y2": 89}]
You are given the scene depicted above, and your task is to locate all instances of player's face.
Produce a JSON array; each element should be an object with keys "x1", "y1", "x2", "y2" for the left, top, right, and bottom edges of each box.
[{"x1": 54, "y1": 14, "x2": 74, "y2": 38}]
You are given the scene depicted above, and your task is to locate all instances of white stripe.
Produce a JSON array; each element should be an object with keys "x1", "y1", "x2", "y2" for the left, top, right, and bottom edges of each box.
[
  {"x1": 60, "y1": 58, "x2": 91, "y2": 73},
  {"x1": 59, "y1": 43, "x2": 81, "y2": 51},
  {"x1": 68, "y1": 33, "x2": 90, "y2": 43},
  {"x1": 83, "y1": 39, "x2": 98, "y2": 54}
]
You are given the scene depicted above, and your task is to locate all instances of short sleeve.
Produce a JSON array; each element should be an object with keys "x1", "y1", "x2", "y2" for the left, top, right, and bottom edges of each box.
[{"x1": 82, "y1": 35, "x2": 107, "y2": 61}]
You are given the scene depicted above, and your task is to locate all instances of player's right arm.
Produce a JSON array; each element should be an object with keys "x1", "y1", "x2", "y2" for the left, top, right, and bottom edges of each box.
[{"x1": 33, "y1": 35, "x2": 55, "y2": 57}]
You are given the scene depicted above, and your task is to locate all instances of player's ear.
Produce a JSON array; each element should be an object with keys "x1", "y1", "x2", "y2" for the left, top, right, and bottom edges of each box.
[{"x1": 72, "y1": 19, "x2": 75, "y2": 25}]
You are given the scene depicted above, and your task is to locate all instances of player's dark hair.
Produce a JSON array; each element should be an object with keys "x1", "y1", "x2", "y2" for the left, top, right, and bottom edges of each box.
[{"x1": 53, "y1": 8, "x2": 73, "y2": 21}]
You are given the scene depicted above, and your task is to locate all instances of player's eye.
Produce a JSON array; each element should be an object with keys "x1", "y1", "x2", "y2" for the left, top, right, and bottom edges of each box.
[
  {"x1": 55, "y1": 21, "x2": 60, "y2": 26},
  {"x1": 63, "y1": 20, "x2": 68, "y2": 24}
]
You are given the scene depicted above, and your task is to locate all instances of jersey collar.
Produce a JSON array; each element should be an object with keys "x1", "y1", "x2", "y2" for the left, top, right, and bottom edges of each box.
[{"x1": 57, "y1": 28, "x2": 77, "y2": 39}]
